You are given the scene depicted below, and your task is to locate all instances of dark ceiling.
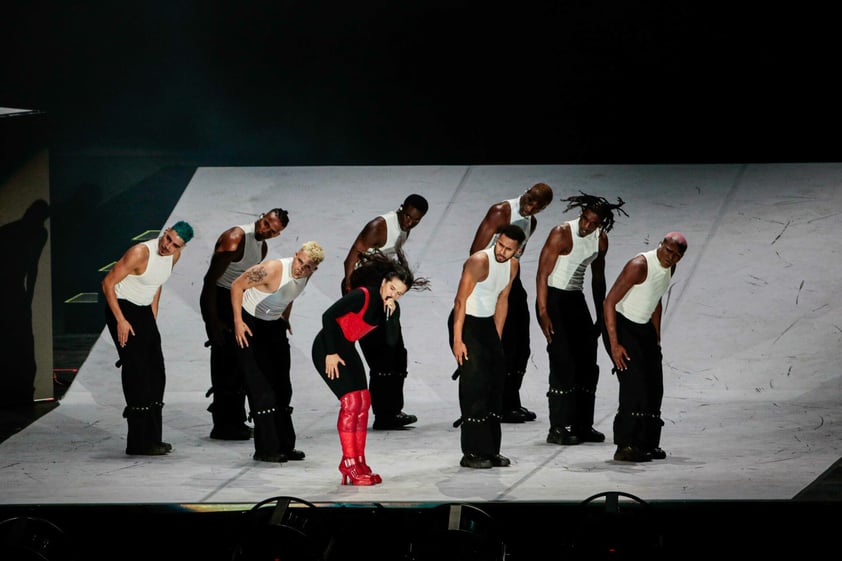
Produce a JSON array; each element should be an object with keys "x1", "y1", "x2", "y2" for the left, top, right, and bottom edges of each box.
[{"x1": 3, "y1": 1, "x2": 840, "y2": 165}]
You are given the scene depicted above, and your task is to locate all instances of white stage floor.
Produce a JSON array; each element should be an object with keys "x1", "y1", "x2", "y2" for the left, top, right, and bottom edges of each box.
[{"x1": 3, "y1": 163, "x2": 841, "y2": 506}]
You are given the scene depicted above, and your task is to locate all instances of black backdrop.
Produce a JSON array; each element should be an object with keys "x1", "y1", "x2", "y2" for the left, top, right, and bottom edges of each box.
[{"x1": 4, "y1": 1, "x2": 841, "y2": 166}]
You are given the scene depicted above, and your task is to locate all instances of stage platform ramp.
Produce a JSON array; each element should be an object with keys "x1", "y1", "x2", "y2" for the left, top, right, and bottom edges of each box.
[{"x1": 2, "y1": 163, "x2": 841, "y2": 506}]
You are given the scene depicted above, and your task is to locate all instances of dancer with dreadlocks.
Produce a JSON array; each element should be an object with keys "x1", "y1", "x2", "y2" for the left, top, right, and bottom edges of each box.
[{"x1": 535, "y1": 192, "x2": 627, "y2": 446}]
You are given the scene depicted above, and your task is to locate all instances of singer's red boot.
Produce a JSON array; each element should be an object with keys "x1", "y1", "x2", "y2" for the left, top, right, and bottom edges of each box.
[
  {"x1": 354, "y1": 389, "x2": 381, "y2": 483},
  {"x1": 338, "y1": 391, "x2": 378, "y2": 486}
]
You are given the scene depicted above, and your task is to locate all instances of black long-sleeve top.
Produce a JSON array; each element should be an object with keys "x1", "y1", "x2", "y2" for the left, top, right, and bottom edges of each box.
[{"x1": 320, "y1": 285, "x2": 401, "y2": 355}]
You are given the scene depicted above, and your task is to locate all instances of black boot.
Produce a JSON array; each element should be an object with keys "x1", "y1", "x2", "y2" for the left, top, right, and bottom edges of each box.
[
  {"x1": 208, "y1": 392, "x2": 252, "y2": 440},
  {"x1": 370, "y1": 372, "x2": 417, "y2": 429},
  {"x1": 573, "y1": 389, "x2": 604, "y2": 442},
  {"x1": 502, "y1": 370, "x2": 536, "y2": 422},
  {"x1": 252, "y1": 407, "x2": 286, "y2": 463},
  {"x1": 643, "y1": 415, "x2": 666, "y2": 459},
  {"x1": 125, "y1": 405, "x2": 169, "y2": 455},
  {"x1": 276, "y1": 406, "x2": 304, "y2": 460},
  {"x1": 547, "y1": 426, "x2": 581, "y2": 445}
]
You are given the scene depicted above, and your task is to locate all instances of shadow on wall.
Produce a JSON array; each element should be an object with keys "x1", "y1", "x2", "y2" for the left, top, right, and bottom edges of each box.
[{"x1": 0, "y1": 199, "x2": 50, "y2": 406}]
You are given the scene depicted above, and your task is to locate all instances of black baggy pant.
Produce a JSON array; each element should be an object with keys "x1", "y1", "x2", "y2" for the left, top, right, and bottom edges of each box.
[
  {"x1": 612, "y1": 313, "x2": 664, "y2": 450},
  {"x1": 542, "y1": 287, "x2": 600, "y2": 430},
  {"x1": 105, "y1": 300, "x2": 165, "y2": 452},
  {"x1": 501, "y1": 269, "x2": 531, "y2": 411},
  {"x1": 208, "y1": 287, "x2": 247, "y2": 429},
  {"x1": 236, "y1": 311, "x2": 297, "y2": 456},
  {"x1": 448, "y1": 310, "x2": 505, "y2": 457}
]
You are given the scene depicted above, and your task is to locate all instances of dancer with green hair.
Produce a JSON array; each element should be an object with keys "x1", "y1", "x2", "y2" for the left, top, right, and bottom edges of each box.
[{"x1": 102, "y1": 221, "x2": 194, "y2": 455}]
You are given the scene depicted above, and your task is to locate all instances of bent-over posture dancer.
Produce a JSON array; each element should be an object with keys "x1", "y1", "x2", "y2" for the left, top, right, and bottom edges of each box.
[
  {"x1": 200, "y1": 208, "x2": 288, "y2": 440},
  {"x1": 469, "y1": 183, "x2": 553, "y2": 423},
  {"x1": 230, "y1": 241, "x2": 324, "y2": 463},
  {"x1": 603, "y1": 232, "x2": 687, "y2": 462},
  {"x1": 535, "y1": 192, "x2": 627, "y2": 446},
  {"x1": 450, "y1": 224, "x2": 525, "y2": 469},
  {"x1": 342, "y1": 194, "x2": 429, "y2": 430},
  {"x1": 102, "y1": 221, "x2": 193, "y2": 455}
]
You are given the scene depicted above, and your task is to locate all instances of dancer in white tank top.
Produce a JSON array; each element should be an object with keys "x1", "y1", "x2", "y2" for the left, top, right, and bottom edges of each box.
[
  {"x1": 341, "y1": 194, "x2": 429, "y2": 430},
  {"x1": 449, "y1": 224, "x2": 525, "y2": 469},
  {"x1": 535, "y1": 192, "x2": 627, "y2": 447},
  {"x1": 102, "y1": 221, "x2": 193, "y2": 456},
  {"x1": 229, "y1": 242, "x2": 324, "y2": 464},
  {"x1": 603, "y1": 232, "x2": 688, "y2": 463},
  {"x1": 469, "y1": 182, "x2": 554, "y2": 424},
  {"x1": 199, "y1": 208, "x2": 288, "y2": 441}
]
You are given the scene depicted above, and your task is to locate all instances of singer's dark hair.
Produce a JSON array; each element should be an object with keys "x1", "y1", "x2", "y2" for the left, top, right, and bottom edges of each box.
[{"x1": 349, "y1": 250, "x2": 430, "y2": 291}]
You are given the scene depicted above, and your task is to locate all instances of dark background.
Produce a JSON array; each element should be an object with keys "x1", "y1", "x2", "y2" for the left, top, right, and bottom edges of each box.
[{"x1": 4, "y1": 1, "x2": 840, "y2": 167}]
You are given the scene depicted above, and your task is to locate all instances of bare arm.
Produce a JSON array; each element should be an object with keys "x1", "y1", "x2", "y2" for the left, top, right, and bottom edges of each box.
[
  {"x1": 591, "y1": 231, "x2": 609, "y2": 326},
  {"x1": 451, "y1": 252, "x2": 488, "y2": 365},
  {"x1": 101, "y1": 243, "x2": 149, "y2": 348},
  {"x1": 153, "y1": 248, "x2": 181, "y2": 319},
  {"x1": 200, "y1": 226, "x2": 246, "y2": 344},
  {"x1": 494, "y1": 258, "x2": 518, "y2": 337},
  {"x1": 651, "y1": 300, "x2": 663, "y2": 344},
  {"x1": 469, "y1": 203, "x2": 510, "y2": 254},
  {"x1": 151, "y1": 286, "x2": 162, "y2": 319},
  {"x1": 342, "y1": 216, "x2": 387, "y2": 294},
  {"x1": 650, "y1": 264, "x2": 675, "y2": 344},
  {"x1": 230, "y1": 260, "x2": 281, "y2": 348},
  {"x1": 603, "y1": 255, "x2": 647, "y2": 371},
  {"x1": 535, "y1": 224, "x2": 571, "y2": 343}
]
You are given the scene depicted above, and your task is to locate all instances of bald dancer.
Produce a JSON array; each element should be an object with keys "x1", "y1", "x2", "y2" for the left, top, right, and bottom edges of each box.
[
  {"x1": 469, "y1": 183, "x2": 553, "y2": 423},
  {"x1": 603, "y1": 232, "x2": 688, "y2": 462}
]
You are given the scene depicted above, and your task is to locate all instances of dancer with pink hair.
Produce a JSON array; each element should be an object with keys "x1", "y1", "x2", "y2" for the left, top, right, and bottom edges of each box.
[{"x1": 603, "y1": 232, "x2": 688, "y2": 462}]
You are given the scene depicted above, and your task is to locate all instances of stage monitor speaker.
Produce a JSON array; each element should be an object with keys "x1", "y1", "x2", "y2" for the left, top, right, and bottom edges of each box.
[
  {"x1": 0, "y1": 516, "x2": 76, "y2": 561},
  {"x1": 231, "y1": 496, "x2": 335, "y2": 561},
  {"x1": 567, "y1": 491, "x2": 666, "y2": 560},
  {"x1": 406, "y1": 503, "x2": 506, "y2": 561}
]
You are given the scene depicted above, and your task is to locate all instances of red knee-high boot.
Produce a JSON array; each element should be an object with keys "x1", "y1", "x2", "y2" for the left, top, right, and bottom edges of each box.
[
  {"x1": 338, "y1": 390, "x2": 376, "y2": 486},
  {"x1": 355, "y1": 389, "x2": 381, "y2": 484}
]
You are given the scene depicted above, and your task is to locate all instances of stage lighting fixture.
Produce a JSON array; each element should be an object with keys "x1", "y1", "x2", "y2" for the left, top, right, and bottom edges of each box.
[
  {"x1": 231, "y1": 496, "x2": 335, "y2": 561},
  {"x1": 0, "y1": 516, "x2": 76, "y2": 561},
  {"x1": 567, "y1": 491, "x2": 665, "y2": 560},
  {"x1": 406, "y1": 503, "x2": 506, "y2": 561}
]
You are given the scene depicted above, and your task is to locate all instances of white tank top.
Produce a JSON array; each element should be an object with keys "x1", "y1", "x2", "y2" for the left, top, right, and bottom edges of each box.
[
  {"x1": 547, "y1": 219, "x2": 599, "y2": 291},
  {"x1": 615, "y1": 249, "x2": 672, "y2": 324},
  {"x1": 114, "y1": 239, "x2": 173, "y2": 306},
  {"x1": 366, "y1": 210, "x2": 407, "y2": 259},
  {"x1": 488, "y1": 198, "x2": 533, "y2": 259},
  {"x1": 242, "y1": 257, "x2": 309, "y2": 321},
  {"x1": 466, "y1": 248, "x2": 511, "y2": 318},
  {"x1": 217, "y1": 222, "x2": 263, "y2": 289}
]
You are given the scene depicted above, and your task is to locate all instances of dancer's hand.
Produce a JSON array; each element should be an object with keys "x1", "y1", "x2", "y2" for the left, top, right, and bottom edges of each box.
[
  {"x1": 452, "y1": 340, "x2": 468, "y2": 366},
  {"x1": 117, "y1": 318, "x2": 135, "y2": 347},
  {"x1": 537, "y1": 311, "x2": 554, "y2": 343},
  {"x1": 610, "y1": 342, "x2": 630, "y2": 371},
  {"x1": 234, "y1": 320, "x2": 252, "y2": 348}
]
